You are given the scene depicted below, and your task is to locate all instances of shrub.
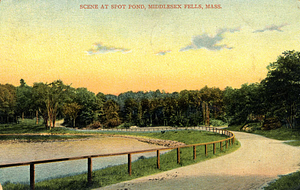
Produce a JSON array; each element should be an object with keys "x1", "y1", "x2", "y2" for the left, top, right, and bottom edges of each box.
[
  {"x1": 86, "y1": 121, "x2": 103, "y2": 129},
  {"x1": 210, "y1": 119, "x2": 227, "y2": 126}
]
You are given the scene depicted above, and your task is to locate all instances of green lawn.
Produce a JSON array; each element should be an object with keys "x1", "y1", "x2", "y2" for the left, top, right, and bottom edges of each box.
[
  {"x1": 227, "y1": 124, "x2": 300, "y2": 142},
  {"x1": 264, "y1": 171, "x2": 300, "y2": 190}
]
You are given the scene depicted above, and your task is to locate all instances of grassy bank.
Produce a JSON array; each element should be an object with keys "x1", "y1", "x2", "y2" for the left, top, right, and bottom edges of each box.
[
  {"x1": 227, "y1": 124, "x2": 300, "y2": 146},
  {"x1": 2, "y1": 129, "x2": 239, "y2": 190},
  {"x1": 264, "y1": 171, "x2": 300, "y2": 190},
  {"x1": 0, "y1": 119, "x2": 73, "y2": 134},
  {"x1": 0, "y1": 134, "x2": 90, "y2": 142}
]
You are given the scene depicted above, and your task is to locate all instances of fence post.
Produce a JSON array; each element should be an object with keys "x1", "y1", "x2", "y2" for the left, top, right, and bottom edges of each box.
[
  {"x1": 88, "y1": 157, "x2": 92, "y2": 184},
  {"x1": 193, "y1": 146, "x2": 196, "y2": 160},
  {"x1": 128, "y1": 154, "x2": 132, "y2": 175},
  {"x1": 157, "y1": 150, "x2": 160, "y2": 169},
  {"x1": 205, "y1": 144, "x2": 208, "y2": 156},
  {"x1": 226, "y1": 140, "x2": 228, "y2": 149},
  {"x1": 213, "y1": 143, "x2": 216, "y2": 154},
  {"x1": 177, "y1": 148, "x2": 180, "y2": 164},
  {"x1": 220, "y1": 141, "x2": 223, "y2": 151},
  {"x1": 30, "y1": 163, "x2": 35, "y2": 190}
]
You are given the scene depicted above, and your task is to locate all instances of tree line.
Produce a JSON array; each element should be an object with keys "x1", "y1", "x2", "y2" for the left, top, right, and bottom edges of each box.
[{"x1": 1, "y1": 50, "x2": 300, "y2": 129}]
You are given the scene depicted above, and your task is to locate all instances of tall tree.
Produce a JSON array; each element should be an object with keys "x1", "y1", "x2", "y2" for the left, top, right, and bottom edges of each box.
[
  {"x1": 0, "y1": 84, "x2": 16, "y2": 123},
  {"x1": 32, "y1": 80, "x2": 70, "y2": 129},
  {"x1": 262, "y1": 50, "x2": 300, "y2": 128},
  {"x1": 32, "y1": 82, "x2": 49, "y2": 127},
  {"x1": 103, "y1": 99, "x2": 121, "y2": 128},
  {"x1": 16, "y1": 79, "x2": 33, "y2": 121},
  {"x1": 63, "y1": 102, "x2": 82, "y2": 127}
]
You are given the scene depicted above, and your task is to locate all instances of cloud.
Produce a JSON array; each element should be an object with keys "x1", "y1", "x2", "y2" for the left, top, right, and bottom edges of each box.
[
  {"x1": 155, "y1": 50, "x2": 171, "y2": 55},
  {"x1": 253, "y1": 24, "x2": 287, "y2": 33},
  {"x1": 180, "y1": 27, "x2": 240, "y2": 52},
  {"x1": 86, "y1": 43, "x2": 131, "y2": 55}
]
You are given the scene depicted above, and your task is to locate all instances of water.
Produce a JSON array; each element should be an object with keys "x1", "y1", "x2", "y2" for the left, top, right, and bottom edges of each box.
[{"x1": 0, "y1": 137, "x2": 164, "y2": 185}]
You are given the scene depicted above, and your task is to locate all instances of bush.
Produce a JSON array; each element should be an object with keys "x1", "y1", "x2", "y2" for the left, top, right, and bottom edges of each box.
[
  {"x1": 86, "y1": 121, "x2": 103, "y2": 129},
  {"x1": 117, "y1": 122, "x2": 132, "y2": 129},
  {"x1": 210, "y1": 119, "x2": 227, "y2": 126},
  {"x1": 240, "y1": 122, "x2": 261, "y2": 132},
  {"x1": 104, "y1": 118, "x2": 121, "y2": 128}
]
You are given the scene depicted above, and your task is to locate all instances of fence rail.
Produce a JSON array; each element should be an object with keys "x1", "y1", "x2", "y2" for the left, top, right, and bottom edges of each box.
[{"x1": 0, "y1": 126, "x2": 235, "y2": 190}]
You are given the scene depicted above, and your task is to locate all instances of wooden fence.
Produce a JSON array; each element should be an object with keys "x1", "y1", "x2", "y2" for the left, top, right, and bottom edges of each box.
[{"x1": 0, "y1": 126, "x2": 235, "y2": 190}]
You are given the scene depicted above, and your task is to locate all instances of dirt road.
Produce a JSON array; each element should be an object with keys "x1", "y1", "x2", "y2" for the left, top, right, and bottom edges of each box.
[{"x1": 96, "y1": 132, "x2": 300, "y2": 190}]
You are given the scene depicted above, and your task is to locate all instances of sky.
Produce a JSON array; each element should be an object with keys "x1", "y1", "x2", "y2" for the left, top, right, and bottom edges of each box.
[{"x1": 1, "y1": 0, "x2": 300, "y2": 95}]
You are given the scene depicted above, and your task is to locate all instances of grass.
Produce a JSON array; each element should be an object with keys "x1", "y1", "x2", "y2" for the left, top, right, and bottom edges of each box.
[
  {"x1": 100, "y1": 130, "x2": 228, "y2": 145},
  {"x1": 1, "y1": 123, "x2": 240, "y2": 190},
  {"x1": 0, "y1": 119, "x2": 74, "y2": 134},
  {"x1": 0, "y1": 119, "x2": 91, "y2": 142},
  {"x1": 285, "y1": 140, "x2": 300, "y2": 146},
  {"x1": 264, "y1": 171, "x2": 300, "y2": 190},
  {"x1": 0, "y1": 135, "x2": 90, "y2": 142},
  {"x1": 227, "y1": 124, "x2": 300, "y2": 143}
]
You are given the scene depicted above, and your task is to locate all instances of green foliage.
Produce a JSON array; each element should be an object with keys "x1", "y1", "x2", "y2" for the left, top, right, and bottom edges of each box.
[
  {"x1": 124, "y1": 130, "x2": 228, "y2": 145},
  {"x1": 16, "y1": 79, "x2": 33, "y2": 120},
  {"x1": 264, "y1": 171, "x2": 300, "y2": 190},
  {"x1": 210, "y1": 119, "x2": 227, "y2": 126},
  {"x1": 86, "y1": 121, "x2": 102, "y2": 129},
  {"x1": 262, "y1": 50, "x2": 300, "y2": 128},
  {"x1": 285, "y1": 140, "x2": 300, "y2": 146},
  {"x1": 2, "y1": 50, "x2": 300, "y2": 132},
  {"x1": 0, "y1": 134, "x2": 89, "y2": 141},
  {"x1": 223, "y1": 83, "x2": 265, "y2": 125},
  {"x1": 117, "y1": 122, "x2": 132, "y2": 129},
  {"x1": 228, "y1": 124, "x2": 300, "y2": 142},
  {"x1": 0, "y1": 119, "x2": 45, "y2": 134},
  {"x1": 0, "y1": 83, "x2": 17, "y2": 123},
  {"x1": 63, "y1": 102, "x2": 82, "y2": 127}
]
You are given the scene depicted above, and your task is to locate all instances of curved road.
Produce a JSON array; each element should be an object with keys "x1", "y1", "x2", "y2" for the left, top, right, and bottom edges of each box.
[{"x1": 96, "y1": 132, "x2": 300, "y2": 190}]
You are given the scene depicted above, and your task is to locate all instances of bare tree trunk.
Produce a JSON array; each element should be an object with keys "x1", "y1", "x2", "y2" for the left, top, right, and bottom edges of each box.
[
  {"x1": 36, "y1": 110, "x2": 39, "y2": 124},
  {"x1": 48, "y1": 111, "x2": 53, "y2": 130},
  {"x1": 202, "y1": 102, "x2": 206, "y2": 126},
  {"x1": 206, "y1": 103, "x2": 210, "y2": 126},
  {"x1": 202, "y1": 102, "x2": 210, "y2": 126},
  {"x1": 53, "y1": 117, "x2": 56, "y2": 128}
]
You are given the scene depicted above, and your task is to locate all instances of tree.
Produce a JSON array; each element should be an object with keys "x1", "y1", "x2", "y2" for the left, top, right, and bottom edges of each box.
[
  {"x1": 16, "y1": 79, "x2": 33, "y2": 121},
  {"x1": 32, "y1": 82, "x2": 49, "y2": 127},
  {"x1": 223, "y1": 83, "x2": 264, "y2": 125},
  {"x1": 0, "y1": 84, "x2": 16, "y2": 123},
  {"x1": 32, "y1": 80, "x2": 70, "y2": 129},
  {"x1": 63, "y1": 102, "x2": 82, "y2": 127},
  {"x1": 103, "y1": 100, "x2": 121, "y2": 128},
  {"x1": 46, "y1": 80, "x2": 70, "y2": 129},
  {"x1": 262, "y1": 50, "x2": 300, "y2": 128},
  {"x1": 199, "y1": 86, "x2": 224, "y2": 125},
  {"x1": 72, "y1": 88, "x2": 98, "y2": 127},
  {"x1": 123, "y1": 98, "x2": 138, "y2": 124}
]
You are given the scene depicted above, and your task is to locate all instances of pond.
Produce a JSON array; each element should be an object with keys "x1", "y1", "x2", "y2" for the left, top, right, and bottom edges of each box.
[{"x1": 0, "y1": 137, "x2": 165, "y2": 184}]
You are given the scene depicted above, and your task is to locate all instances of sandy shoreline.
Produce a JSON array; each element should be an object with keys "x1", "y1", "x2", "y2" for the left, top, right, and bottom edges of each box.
[{"x1": 0, "y1": 133, "x2": 185, "y2": 147}]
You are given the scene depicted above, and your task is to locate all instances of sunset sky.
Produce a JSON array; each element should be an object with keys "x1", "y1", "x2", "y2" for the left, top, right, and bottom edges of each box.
[{"x1": 1, "y1": 0, "x2": 300, "y2": 95}]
